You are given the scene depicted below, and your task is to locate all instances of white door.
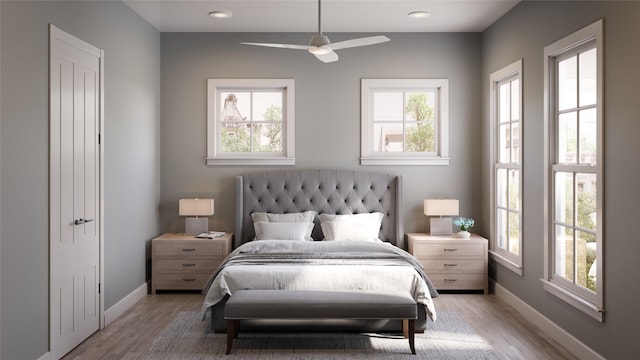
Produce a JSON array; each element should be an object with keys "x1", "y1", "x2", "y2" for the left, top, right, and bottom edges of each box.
[{"x1": 49, "y1": 25, "x2": 103, "y2": 359}]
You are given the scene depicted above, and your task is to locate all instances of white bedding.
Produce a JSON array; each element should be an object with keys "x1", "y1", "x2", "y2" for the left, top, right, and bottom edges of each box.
[{"x1": 202, "y1": 240, "x2": 437, "y2": 321}]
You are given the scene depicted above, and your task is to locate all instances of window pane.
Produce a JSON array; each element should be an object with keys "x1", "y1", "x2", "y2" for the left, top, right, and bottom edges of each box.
[
  {"x1": 511, "y1": 79, "x2": 519, "y2": 121},
  {"x1": 555, "y1": 172, "x2": 574, "y2": 225},
  {"x1": 555, "y1": 225, "x2": 574, "y2": 282},
  {"x1": 558, "y1": 112, "x2": 577, "y2": 164},
  {"x1": 558, "y1": 56, "x2": 577, "y2": 111},
  {"x1": 511, "y1": 122, "x2": 520, "y2": 163},
  {"x1": 576, "y1": 230, "x2": 596, "y2": 291},
  {"x1": 221, "y1": 124, "x2": 250, "y2": 152},
  {"x1": 251, "y1": 123, "x2": 282, "y2": 152},
  {"x1": 373, "y1": 92, "x2": 403, "y2": 121},
  {"x1": 497, "y1": 208, "x2": 508, "y2": 250},
  {"x1": 252, "y1": 92, "x2": 282, "y2": 121},
  {"x1": 509, "y1": 211, "x2": 520, "y2": 255},
  {"x1": 509, "y1": 169, "x2": 519, "y2": 211},
  {"x1": 499, "y1": 123, "x2": 511, "y2": 163},
  {"x1": 579, "y1": 108, "x2": 597, "y2": 165},
  {"x1": 405, "y1": 92, "x2": 435, "y2": 121},
  {"x1": 579, "y1": 48, "x2": 597, "y2": 107},
  {"x1": 499, "y1": 83, "x2": 510, "y2": 124},
  {"x1": 405, "y1": 121, "x2": 435, "y2": 152},
  {"x1": 496, "y1": 168, "x2": 507, "y2": 208},
  {"x1": 576, "y1": 173, "x2": 597, "y2": 232},
  {"x1": 220, "y1": 92, "x2": 249, "y2": 122},
  {"x1": 373, "y1": 123, "x2": 403, "y2": 152}
]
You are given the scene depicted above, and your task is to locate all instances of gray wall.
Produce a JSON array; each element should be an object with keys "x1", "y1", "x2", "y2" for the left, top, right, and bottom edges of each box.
[
  {"x1": 482, "y1": 1, "x2": 640, "y2": 358},
  {"x1": 160, "y1": 32, "x2": 484, "y2": 240},
  {"x1": 0, "y1": 1, "x2": 160, "y2": 359}
]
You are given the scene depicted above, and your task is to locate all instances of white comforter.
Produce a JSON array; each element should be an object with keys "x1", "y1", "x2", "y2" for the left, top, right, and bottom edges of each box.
[{"x1": 202, "y1": 240, "x2": 437, "y2": 320}]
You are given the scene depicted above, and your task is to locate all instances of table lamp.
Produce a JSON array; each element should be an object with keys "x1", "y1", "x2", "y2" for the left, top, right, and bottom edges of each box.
[
  {"x1": 424, "y1": 199, "x2": 459, "y2": 235},
  {"x1": 179, "y1": 198, "x2": 214, "y2": 234}
]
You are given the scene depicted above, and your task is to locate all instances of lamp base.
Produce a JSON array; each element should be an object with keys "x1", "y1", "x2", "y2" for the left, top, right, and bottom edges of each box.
[
  {"x1": 185, "y1": 217, "x2": 208, "y2": 235},
  {"x1": 430, "y1": 217, "x2": 453, "y2": 235}
]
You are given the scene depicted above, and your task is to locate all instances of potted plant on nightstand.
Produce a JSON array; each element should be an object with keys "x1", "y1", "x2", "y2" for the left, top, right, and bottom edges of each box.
[{"x1": 453, "y1": 217, "x2": 474, "y2": 239}]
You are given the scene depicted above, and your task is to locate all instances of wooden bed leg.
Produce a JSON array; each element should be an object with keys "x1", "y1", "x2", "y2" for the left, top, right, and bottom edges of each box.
[
  {"x1": 403, "y1": 319, "x2": 416, "y2": 354},
  {"x1": 226, "y1": 320, "x2": 236, "y2": 354}
]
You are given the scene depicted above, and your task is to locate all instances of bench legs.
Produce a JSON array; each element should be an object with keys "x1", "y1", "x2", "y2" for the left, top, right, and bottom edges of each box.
[
  {"x1": 226, "y1": 319, "x2": 415, "y2": 355},
  {"x1": 226, "y1": 320, "x2": 239, "y2": 354}
]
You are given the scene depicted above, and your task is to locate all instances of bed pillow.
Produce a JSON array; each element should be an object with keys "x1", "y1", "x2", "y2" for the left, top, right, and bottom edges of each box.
[
  {"x1": 318, "y1": 212, "x2": 384, "y2": 242},
  {"x1": 254, "y1": 221, "x2": 314, "y2": 241},
  {"x1": 251, "y1": 211, "x2": 316, "y2": 240}
]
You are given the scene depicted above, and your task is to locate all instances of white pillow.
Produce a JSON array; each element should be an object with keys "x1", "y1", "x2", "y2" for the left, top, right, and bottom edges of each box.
[
  {"x1": 251, "y1": 210, "x2": 316, "y2": 223},
  {"x1": 254, "y1": 221, "x2": 314, "y2": 241},
  {"x1": 251, "y1": 211, "x2": 316, "y2": 240},
  {"x1": 318, "y1": 212, "x2": 384, "y2": 242}
]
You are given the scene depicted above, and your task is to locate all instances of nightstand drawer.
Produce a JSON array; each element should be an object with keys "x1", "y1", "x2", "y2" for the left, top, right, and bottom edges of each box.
[
  {"x1": 420, "y1": 259, "x2": 485, "y2": 272},
  {"x1": 153, "y1": 273, "x2": 212, "y2": 289},
  {"x1": 413, "y1": 243, "x2": 484, "y2": 258},
  {"x1": 155, "y1": 242, "x2": 225, "y2": 258},
  {"x1": 429, "y1": 273, "x2": 485, "y2": 290},
  {"x1": 154, "y1": 259, "x2": 221, "y2": 273}
]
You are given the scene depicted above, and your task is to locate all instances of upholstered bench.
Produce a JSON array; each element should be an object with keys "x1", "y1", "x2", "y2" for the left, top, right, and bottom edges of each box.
[{"x1": 224, "y1": 289, "x2": 418, "y2": 355}]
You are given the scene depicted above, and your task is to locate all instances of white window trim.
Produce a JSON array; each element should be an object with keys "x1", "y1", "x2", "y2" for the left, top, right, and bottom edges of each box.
[
  {"x1": 206, "y1": 78, "x2": 295, "y2": 166},
  {"x1": 542, "y1": 19, "x2": 604, "y2": 322},
  {"x1": 489, "y1": 59, "x2": 523, "y2": 276},
  {"x1": 360, "y1": 79, "x2": 449, "y2": 166}
]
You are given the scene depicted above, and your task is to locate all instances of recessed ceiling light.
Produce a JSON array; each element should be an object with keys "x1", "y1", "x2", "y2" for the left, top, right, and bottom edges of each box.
[
  {"x1": 209, "y1": 10, "x2": 232, "y2": 19},
  {"x1": 408, "y1": 11, "x2": 431, "y2": 19}
]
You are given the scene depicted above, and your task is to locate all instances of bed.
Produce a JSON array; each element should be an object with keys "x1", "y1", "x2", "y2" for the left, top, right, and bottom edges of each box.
[{"x1": 202, "y1": 169, "x2": 438, "y2": 332}]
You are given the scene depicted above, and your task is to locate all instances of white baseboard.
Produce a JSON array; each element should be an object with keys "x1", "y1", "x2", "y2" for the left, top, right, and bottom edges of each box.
[
  {"x1": 104, "y1": 282, "x2": 148, "y2": 327},
  {"x1": 494, "y1": 282, "x2": 605, "y2": 360}
]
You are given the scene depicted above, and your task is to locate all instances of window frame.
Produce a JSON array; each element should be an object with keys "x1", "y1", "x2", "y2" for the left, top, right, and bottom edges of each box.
[
  {"x1": 489, "y1": 59, "x2": 523, "y2": 275},
  {"x1": 206, "y1": 78, "x2": 295, "y2": 166},
  {"x1": 542, "y1": 19, "x2": 604, "y2": 322},
  {"x1": 360, "y1": 79, "x2": 449, "y2": 166}
]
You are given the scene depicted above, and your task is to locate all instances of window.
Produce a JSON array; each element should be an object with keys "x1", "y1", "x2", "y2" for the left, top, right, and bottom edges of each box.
[
  {"x1": 361, "y1": 79, "x2": 449, "y2": 165},
  {"x1": 490, "y1": 59, "x2": 523, "y2": 275},
  {"x1": 207, "y1": 79, "x2": 295, "y2": 165},
  {"x1": 543, "y1": 20, "x2": 603, "y2": 321}
]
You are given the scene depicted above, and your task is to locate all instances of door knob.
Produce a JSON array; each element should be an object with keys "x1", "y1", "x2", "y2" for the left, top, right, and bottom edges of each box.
[{"x1": 74, "y1": 218, "x2": 95, "y2": 225}]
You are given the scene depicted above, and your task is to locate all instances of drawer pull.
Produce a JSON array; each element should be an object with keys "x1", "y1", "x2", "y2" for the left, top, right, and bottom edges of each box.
[
  {"x1": 443, "y1": 248, "x2": 458, "y2": 252},
  {"x1": 182, "y1": 248, "x2": 196, "y2": 252},
  {"x1": 182, "y1": 278, "x2": 196, "y2": 282},
  {"x1": 444, "y1": 279, "x2": 458, "y2": 282},
  {"x1": 182, "y1": 263, "x2": 196, "y2": 267},
  {"x1": 444, "y1": 263, "x2": 458, "y2": 267}
]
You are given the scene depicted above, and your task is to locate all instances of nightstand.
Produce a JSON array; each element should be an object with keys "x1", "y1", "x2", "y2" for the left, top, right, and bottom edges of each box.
[
  {"x1": 151, "y1": 232, "x2": 232, "y2": 294},
  {"x1": 407, "y1": 233, "x2": 488, "y2": 294}
]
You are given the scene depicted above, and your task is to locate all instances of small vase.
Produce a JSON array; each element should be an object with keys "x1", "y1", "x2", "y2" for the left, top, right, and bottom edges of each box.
[{"x1": 458, "y1": 231, "x2": 471, "y2": 239}]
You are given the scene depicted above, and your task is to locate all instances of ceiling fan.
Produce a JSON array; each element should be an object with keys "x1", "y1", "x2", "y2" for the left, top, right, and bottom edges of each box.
[{"x1": 241, "y1": 0, "x2": 390, "y2": 63}]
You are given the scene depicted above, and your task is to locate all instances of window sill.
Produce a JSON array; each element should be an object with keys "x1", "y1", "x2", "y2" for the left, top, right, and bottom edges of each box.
[
  {"x1": 489, "y1": 250, "x2": 523, "y2": 276},
  {"x1": 206, "y1": 157, "x2": 295, "y2": 166},
  {"x1": 360, "y1": 157, "x2": 450, "y2": 166},
  {"x1": 540, "y1": 279, "x2": 604, "y2": 322}
]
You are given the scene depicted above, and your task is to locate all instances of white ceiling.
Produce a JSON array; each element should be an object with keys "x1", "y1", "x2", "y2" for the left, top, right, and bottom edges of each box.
[{"x1": 123, "y1": 0, "x2": 521, "y2": 33}]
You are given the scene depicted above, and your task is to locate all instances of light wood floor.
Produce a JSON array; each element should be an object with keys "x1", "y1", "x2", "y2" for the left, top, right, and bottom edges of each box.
[{"x1": 63, "y1": 292, "x2": 577, "y2": 360}]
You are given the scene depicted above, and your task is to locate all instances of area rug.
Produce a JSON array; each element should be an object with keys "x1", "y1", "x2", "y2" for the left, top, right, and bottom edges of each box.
[{"x1": 138, "y1": 311, "x2": 498, "y2": 360}]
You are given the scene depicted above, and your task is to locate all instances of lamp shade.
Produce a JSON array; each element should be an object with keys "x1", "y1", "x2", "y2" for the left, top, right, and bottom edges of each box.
[
  {"x1": 424, "y1": 199, "x2": 459, "y2": 216},
  {"x1": 179, "y1": 199, "x2": 214, "y2": 216}
]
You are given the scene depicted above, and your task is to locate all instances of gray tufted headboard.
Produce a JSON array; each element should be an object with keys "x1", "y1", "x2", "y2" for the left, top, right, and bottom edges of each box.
[{"x1": 235, "y1": 169, "x2": 404, "y2": 249}]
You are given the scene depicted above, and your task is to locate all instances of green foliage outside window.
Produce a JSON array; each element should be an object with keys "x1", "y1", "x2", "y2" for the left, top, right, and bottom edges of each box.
[
  {"x1": 404, "y1": 93, "x2": 435, "y2": 152},
  {"x1": 221, "y1": 104, "x2": 282, "y2": 153}
]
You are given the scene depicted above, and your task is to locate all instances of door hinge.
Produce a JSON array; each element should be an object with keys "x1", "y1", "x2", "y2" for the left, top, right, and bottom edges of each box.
[
  {"x1": 98, "y1": 283, "x2": 101, "y2": 294},
  {"x1": 98, "y1": 133, "x2": 101, "y2": 144}
]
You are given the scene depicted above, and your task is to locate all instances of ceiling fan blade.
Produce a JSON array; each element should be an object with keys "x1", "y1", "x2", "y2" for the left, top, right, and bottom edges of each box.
[
  {"x1": 314, "y1": 50, "x2": 338, "y2": 63},
  {"x1": 326, "y1": 36, "x2": 390, "y2": 51},
  {"x1": 241, "y1": 42, "x2": 312, "y2": 51}
]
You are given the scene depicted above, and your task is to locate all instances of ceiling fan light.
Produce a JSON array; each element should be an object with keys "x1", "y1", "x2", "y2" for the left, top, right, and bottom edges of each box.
[
  {"x1": 209, "y1": 10, "x2": 232, "y2": 19},
  {"x1": 408, "y1": 11, "x2": 431, "y2": 19},
  {"x1": 309, "y1": 47, "x2": 331, "y2": 55}
]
